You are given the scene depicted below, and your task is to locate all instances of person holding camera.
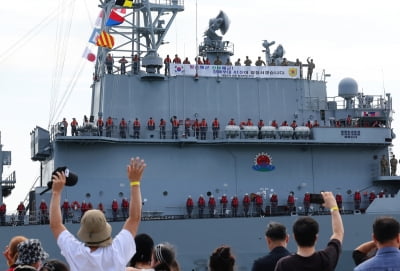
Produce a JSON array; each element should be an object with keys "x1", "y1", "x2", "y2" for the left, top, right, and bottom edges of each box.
[
  {"x1": 275, "y1": 192, "x2": 344, "y2": 271},
  {"x1": 49, "y1": 157, "x2": 146, "y2": 271}
]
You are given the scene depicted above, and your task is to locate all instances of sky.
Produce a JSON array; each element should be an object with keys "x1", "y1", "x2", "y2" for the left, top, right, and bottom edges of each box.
[{"x1": 0, "y1": 0, "x2": 399, "y2": 211}]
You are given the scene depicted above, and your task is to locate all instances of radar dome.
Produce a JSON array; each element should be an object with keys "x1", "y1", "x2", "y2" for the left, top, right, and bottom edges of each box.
[{"x1": 338, "y1": 77, "x2": 358, "y2": 99}]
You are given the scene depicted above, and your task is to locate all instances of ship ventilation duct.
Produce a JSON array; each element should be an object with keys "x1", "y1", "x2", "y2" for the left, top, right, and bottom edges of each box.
[{"x1": 338, "y1": 77, "x2": 358, "y2": 109}]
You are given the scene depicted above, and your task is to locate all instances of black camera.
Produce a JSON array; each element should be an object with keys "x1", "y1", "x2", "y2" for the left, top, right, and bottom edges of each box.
[
  {"x1": 40, "y1": 166, "x2": 78, "y2": 195},
  {"x1": 51, "y1": 166, "x2": 78, "y2": 186},
  {"x1": 309, "y1": 193, "x2": 324, "y2": 204}
]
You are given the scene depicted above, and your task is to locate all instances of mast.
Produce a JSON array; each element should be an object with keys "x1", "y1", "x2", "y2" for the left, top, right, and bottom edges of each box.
[{"x1": 0, "y1": 132, "x2": 16, "y2": 205}]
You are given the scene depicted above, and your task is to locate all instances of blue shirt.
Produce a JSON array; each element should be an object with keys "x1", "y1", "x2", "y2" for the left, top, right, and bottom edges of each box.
[{"x1": 354, "y1": 246, "x2": 400, "y2": 271}]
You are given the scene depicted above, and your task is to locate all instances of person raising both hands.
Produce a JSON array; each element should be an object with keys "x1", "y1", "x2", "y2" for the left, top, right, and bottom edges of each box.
[{"x1": 49, "y1": 157, "x2": 146, "y2": 271}]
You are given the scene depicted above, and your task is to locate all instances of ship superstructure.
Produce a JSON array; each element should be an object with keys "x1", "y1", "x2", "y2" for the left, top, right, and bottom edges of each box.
[{"x1": 1, "y1": 1, "x2": 399, "y2": 270}]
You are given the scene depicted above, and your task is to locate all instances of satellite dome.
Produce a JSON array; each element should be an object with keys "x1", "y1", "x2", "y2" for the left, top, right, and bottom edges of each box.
[{"x1": 338, "y1": 77, "x2": 358, "y2": 99}]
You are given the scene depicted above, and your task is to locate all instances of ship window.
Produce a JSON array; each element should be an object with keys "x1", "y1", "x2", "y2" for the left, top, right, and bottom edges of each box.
[
  {"x1": 119, "y1": 192, "x2": 124, "y2": 198},
  {"x1": 206, "y1": 191, "x2": 212, "y2": 197},
  {"x1": 85, "y1": 193, "x2": 91, "y2": 198},
  {"x1": 163, "y1": 191, "x2": 168, "y2": 196},
  {"x1": 373, "y1": 155, "x2": 378, "y2": 160}
]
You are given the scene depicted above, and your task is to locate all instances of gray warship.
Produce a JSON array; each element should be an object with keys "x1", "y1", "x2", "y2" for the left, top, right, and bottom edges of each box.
[{"x1": 1, "y1": 0, "x2": 400, "y2": 270}]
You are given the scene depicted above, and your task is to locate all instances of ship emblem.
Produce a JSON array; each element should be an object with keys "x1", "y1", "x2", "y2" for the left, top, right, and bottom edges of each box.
[
  {"x1": 252, "y1": 152, "x2": 275, "y2": 172},
  {"x1": 288, "y1": 68, "x2": 297, "y2": 77}
]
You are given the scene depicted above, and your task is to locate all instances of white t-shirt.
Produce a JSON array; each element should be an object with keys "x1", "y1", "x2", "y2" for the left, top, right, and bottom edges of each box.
[{"x1": 57, "y1": 229, "x2": 136, "y2": 271}]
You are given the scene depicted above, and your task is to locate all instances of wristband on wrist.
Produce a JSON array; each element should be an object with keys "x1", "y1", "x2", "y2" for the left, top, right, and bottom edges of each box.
[
  {"x1": 130, "y1": 181, "x2": 140, "y2": 186},
  {"x1": 330, "y1": 206, "x2": 339, "y2": 212}
]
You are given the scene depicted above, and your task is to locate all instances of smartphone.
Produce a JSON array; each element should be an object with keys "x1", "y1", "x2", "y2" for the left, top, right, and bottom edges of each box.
[{"x1": 309, "y1": 193, "x2": 324, "y2": 204}]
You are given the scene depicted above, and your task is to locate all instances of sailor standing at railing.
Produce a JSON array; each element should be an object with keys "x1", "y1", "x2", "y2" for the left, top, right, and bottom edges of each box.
[
  {"x1": 212, "y1": 118, "x2": 220, "y2": 139},
  {"x1": 97, "y1": 117, "x2": 104, "y2": 136},
  {"x1": 106, "y1": 116, "x2": 113, "y2": 137}
]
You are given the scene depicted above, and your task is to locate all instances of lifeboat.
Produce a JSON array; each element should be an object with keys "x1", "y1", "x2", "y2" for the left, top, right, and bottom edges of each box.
[
  {"x1": 224, "y1": 125, "x2": 240, "y2": 138},
  {"x1": 295, "y1": 126, "x2": 310, "y2": 139},
  {"x1": 242, "y1": 126, "x2": 259, "y2": 138},
  {"x1": 260, "y1": 126, "x2": 277, "y2": 138},
  {"x1": 277, "y1": 126, "x2": 294, "y2": 139}
]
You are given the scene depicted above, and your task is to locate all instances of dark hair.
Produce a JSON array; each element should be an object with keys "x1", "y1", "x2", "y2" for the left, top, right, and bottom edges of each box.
[
  {"x1": 39, "y1": 259, "x2": 69, "y2": 271},
  {"x1": 373, "y1": 216, "x2": 400, "y2": 243},
  {"x1": 293, "y1": 217, "x2": 318, "y2": 247},
  {"x1": 209, "y1": 246, "x2": 235, "y2": 271},
  {"x1": 266, "y1": 222, "x2": 287, "y2": 241},
  {"x1": 129, "y1": 233, "x2": 154, "y2": 267},
  {"x1": 153, "y1": 243, "x2": 176, "y2": 271}
]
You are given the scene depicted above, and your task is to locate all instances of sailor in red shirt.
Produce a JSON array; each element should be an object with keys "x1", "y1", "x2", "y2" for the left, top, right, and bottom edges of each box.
[
  {"x1": 378, "y1": 190, "x2": 385, "y2": 198},
  {"x1": 119, "y1": 118, "x2": 127, "y2": 138},
  {"x1": 208, "y1": 195, "x2": 216, "y2": 217},
  {"x1": 281, "y1": 120, "x2": 288, "y2": 126},
  {"x1": 87, "y1": 202, "x2": 93, "y2": 210},
  {"x1": 369, "y1": 191, "x2": 376, "y2": 204},
  {"x1": 98, "y1": 202, "x2": 105, "y2": 213},
  {"x1": 97, "y1": 117, "x2": 104, "y2": 136},
  {"x1": 271, "y1": 120, "x2": 278, "y2": 128},
  {"x1": 346, "y1": 114, "x2": 352, "y2": 127},
  {"x1": 313, "y1": 120, "x2": 319, "y2": 127},
  {"x1": 61, "y1": 118, "x2": 68, "y2": 136},
  {"x1": 171, "y1": 116, "x2": 180, "y2": 139},
  {"x1": 184, "y1": 118, "x2": 191, "y2": 138},
  {"x1": 71, "y1": 118, "x2": 78, "y2": 136},
  {"x1": 220, "y1": 194, "x2": 228, "y2": 216},
  {"x1": 200, "y1": 118, "x2": 208, "y2": 140},
  {"x1": 147, "y1": 117, "x2": 155, "y2": 130},
  {"x1": 290, "y1": 120, "x2": 298, "y2": 139},
  {"x1": 287, "y1": 192, "x2": 295, "y2": 214},
  {"x1": 270, "y1": 193, "x2": 278, "y2": 215},
  {"x1": 61, "y1": 199, "x2": 70, "y2": 224},
  {"x1": 335, "y1": 193, "x2": 343, "y2": 212},
  {"x1": 246, "y1": 118, "x2": 253, "y2": 126},
  {"x1": 196, "y1": 57, "x2": 203, "y2": 64},
  {"x1": 81, "y1": 200, "x2": 88, "y2": 216},
  {"x1": 212, "y1": 118, "x2": 220, "y2": 139},
  {"x1": 183, "y1": 57, "x2": 190, "y2": 64},
  {"x1": 133, "y1": 118, "x2": 141, "y2": 139},
  {"x1": 39, "y1": 199, "x2": 48, "y2": 224},
  {"x1": 354, "y1": 190, "x2": 361, "y2": 210},
  {"x1": 198, "y1": 195, "x2": 205, "y2": 218},
  {"x1": 106, "y1": 116, "x2": 113, "y2": 137},
  {"x1": 192, "y1": 118, "x2": 200, "y2": 139},
  {"x1": 203, "y1": 57, "x2": 210, "y2": 65},
  {"x1": 305, "y1": 120, "x2": 313, "y2": 129},
  {"x1": 228, "y1": 118, "x2": 236, "y2": 125},
  {"x1": 255, "y1": 193, "x2": 263, "y2": 217},
  {"x1": 164, "y1": 54, "x2": 171, "y2": 76},
  {"x1": 71, "y1": 200, "x2": 80, "y2": 211},
  {"x1": 159, "y1": 118, "x2": 166, "y2": 139},
  {"x1": 112, "y1": 199, "x2": 118, "y2": 221},
  {"x1": 231, "y1": 196, "x2": 239, "y2": 217},
  {"x1": 0, "y1": 203, "x2": 6, "y2": 225},
  {"x1": 17, "y1": 202, "x2": 26, "y2": 225},
  {"x1": 173, "y1": 54, "x2": 181, "y2": 64},
  {"x1": 243, "y1": 193, "x2": 250, "y2": 217},
  {"x1": 303, "y1": 192, "x2": 311, "y2": 215},
  {"x1": 121, "y1": 197, "x2": 129, "y2": 219},
  {"x1": 186, "y1": 196, "x2": 194, "y2": 218}
]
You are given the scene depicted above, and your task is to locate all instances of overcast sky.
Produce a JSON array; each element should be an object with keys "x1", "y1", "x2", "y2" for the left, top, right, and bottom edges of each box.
[{"x1": 0, "y1": 0, "x2": 399, "y2": 211}]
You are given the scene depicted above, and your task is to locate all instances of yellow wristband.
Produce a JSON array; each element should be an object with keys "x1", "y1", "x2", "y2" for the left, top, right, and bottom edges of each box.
[
  {"x1": 330, "y1": 206, "x2": 339, "y2": 212},
  {"x1": 130, "y1": 181, "x2": 140, "y2": 186}
]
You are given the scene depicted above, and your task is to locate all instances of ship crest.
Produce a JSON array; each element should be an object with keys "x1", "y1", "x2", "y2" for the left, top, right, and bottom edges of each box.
[{"x1": 252, "y1": 152, "x2": 275, "y2": 172}]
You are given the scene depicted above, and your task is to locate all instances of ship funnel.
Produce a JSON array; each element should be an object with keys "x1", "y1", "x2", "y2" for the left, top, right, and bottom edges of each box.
[{"x1": 338, "y1": 77, "x2": 358, "y2": 109}]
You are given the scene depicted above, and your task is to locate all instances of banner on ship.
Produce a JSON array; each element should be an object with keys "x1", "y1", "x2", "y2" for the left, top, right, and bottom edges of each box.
[{"x1": 170, "y1": 64, "x2": 300, "y2": 79}]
